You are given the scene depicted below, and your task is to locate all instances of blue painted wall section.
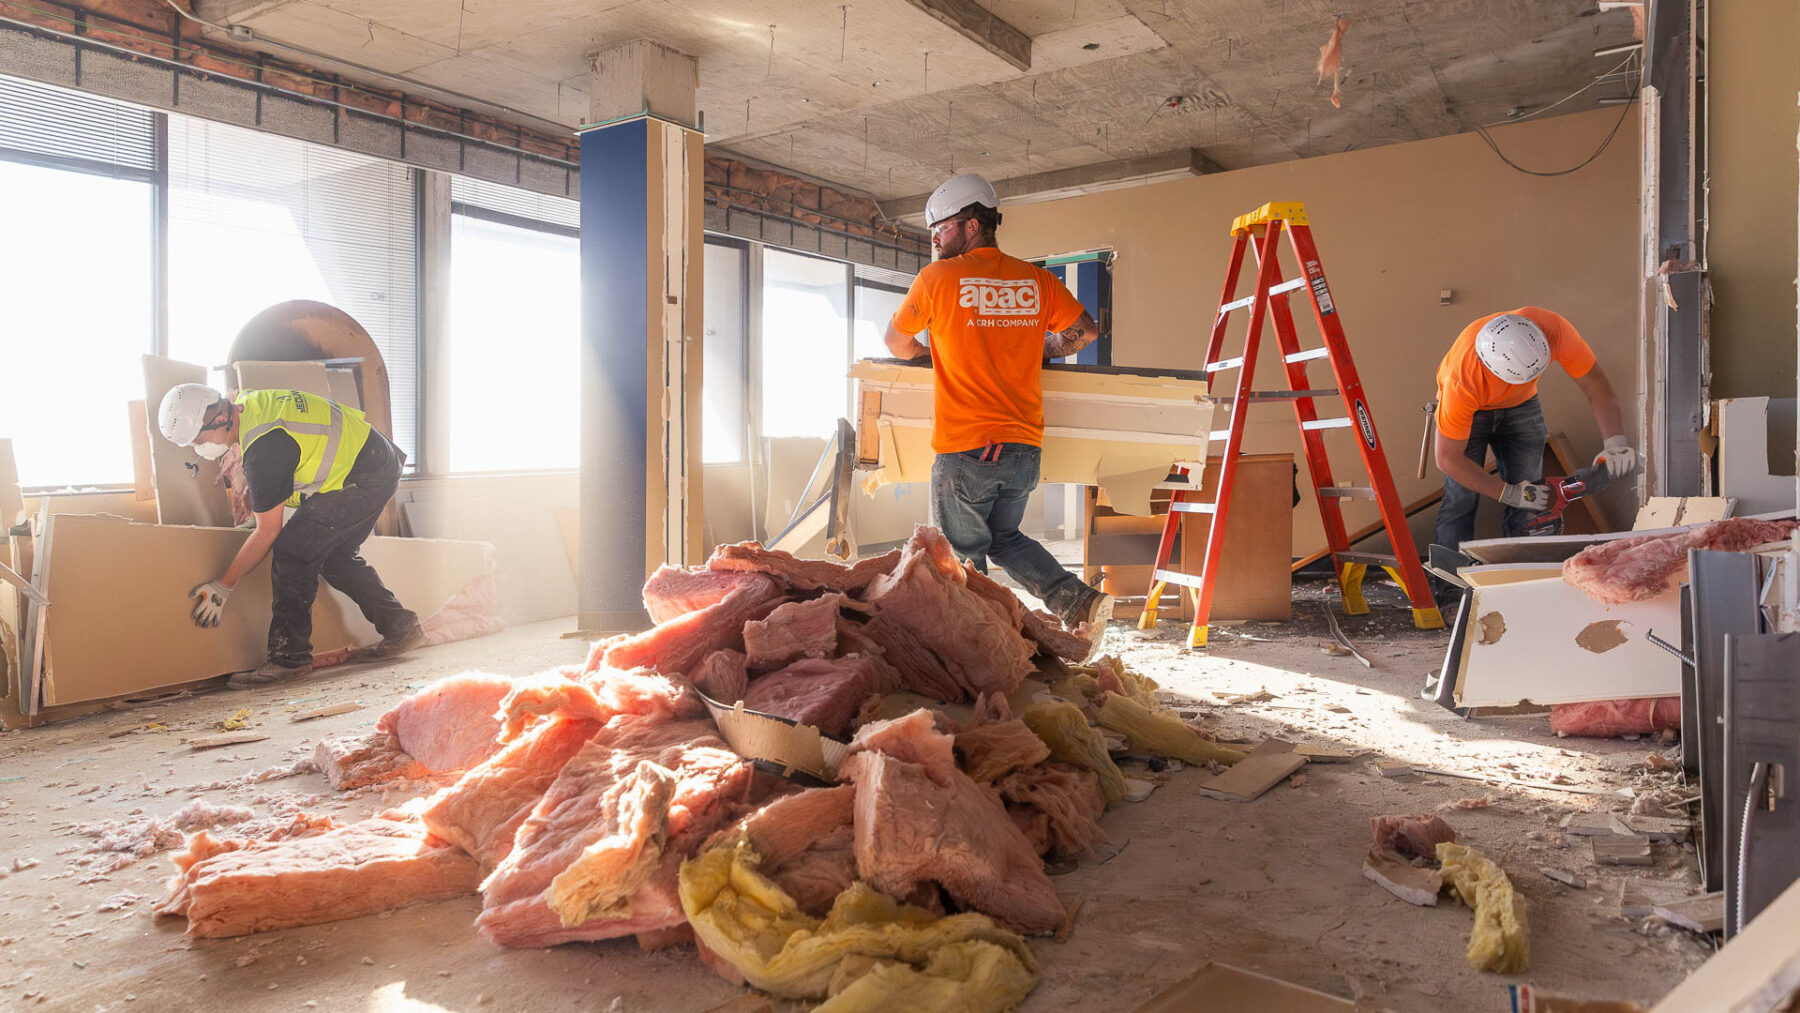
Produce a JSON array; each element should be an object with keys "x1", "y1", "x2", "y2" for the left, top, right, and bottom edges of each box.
[{"x1": 578, "y1": 117, "x2": 651, "y2": 629}]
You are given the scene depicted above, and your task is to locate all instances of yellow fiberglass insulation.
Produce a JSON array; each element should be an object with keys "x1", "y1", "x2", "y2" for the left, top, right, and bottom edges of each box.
[
  {"x1": 1095, "y1": 695, "x2": 1246, "y2": 767},
  {"x1": 677, "y1": 840, "x2": 1037, "y2": 1004},
  {"x1": 1436, "y1": 842, "x2": 1530, "y2": 974},
  {"x1": 1021, "y1": 701, "x2": 1128, "y2": 802},
  {"x1": 815, "y1": 939, "x2": 1038, "y2": 1013}
]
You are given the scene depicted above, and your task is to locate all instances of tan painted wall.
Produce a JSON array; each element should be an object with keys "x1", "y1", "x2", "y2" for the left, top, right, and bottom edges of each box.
[
  {"x1": 1706, "y1": 0, "x2": 1800, "y2": 399},
  {"x1": 1000, "y1": 108, "x2": 1641, "y2": 557}
]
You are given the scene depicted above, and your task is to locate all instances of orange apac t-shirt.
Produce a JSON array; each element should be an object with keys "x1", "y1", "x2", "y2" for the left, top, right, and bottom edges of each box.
[
  {"x1": 1434, "y1": 306, "x2": 1597, "y2": 440},
  {"x1": 890, "y1": 246, "x2": 1086, "y2": 454}
]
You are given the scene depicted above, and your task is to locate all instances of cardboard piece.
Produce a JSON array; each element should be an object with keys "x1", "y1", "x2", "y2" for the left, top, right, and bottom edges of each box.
[
  {"x1": 1450, "y1": 563, "x2": 1682, "y2": 708},
  {"x1": 1634, "y1": 497, "x2": 1736, "y2": 530},
  {"x1": 852, "y1": 359, "x2": 1214, "y2": 516},
  {"x1": 0, "y1": 438, "x2": 21, "y2": 533},
  {"x1": 143, "y1": 355, "x2": 234, "y2": 528},
  {"x1": 1134, "y1": 960, "x2": 1355, "y2": 1011},
  {"x1": 37, "y1": 514, "x2": 493, "y2": 707},
  {"x1": 699, "y1": 693, "x2": 847, "y2": 783},
  {"x1": 126, "y1": 400, "x2": 154, "y2": 503},
  {"x1": 1195, "y1": 751, "x2": 1306, "y2": 802}
]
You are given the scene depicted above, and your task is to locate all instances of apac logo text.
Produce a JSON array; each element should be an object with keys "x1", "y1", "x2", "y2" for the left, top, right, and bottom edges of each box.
[{"x1": 958, "y1": 278, "x2": 1040, "y2": 318}]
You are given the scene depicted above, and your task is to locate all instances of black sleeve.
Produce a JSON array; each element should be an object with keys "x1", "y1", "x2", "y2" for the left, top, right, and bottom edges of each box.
[{"x1": 243, "y1": 431, "x2": 300, "y2": 513}]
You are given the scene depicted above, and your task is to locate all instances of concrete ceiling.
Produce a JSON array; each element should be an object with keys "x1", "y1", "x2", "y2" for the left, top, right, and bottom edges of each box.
[{"x1": 194, "y1": 0, "x2": 1641, "y2": 209}]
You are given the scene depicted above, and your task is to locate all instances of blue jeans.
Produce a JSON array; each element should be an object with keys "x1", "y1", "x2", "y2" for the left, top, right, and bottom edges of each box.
[
  {"x1": 1433, "y1": 396, "x2": 1549, "y2": 551},
  {"x1": 931, "y1": 443, "x2": 1090, "y2": 620}
]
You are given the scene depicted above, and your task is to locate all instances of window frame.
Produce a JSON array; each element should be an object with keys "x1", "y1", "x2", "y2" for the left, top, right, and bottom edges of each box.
[{"x1": 701, "y1": 234, "x2": 753, "y2": 467}]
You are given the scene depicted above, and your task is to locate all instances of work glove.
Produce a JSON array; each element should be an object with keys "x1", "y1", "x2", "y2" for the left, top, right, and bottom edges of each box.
[
  {"x1": 1498, "y1": 481, "x2": 1551, "y2": 512},
  {"x1": 1597, "y1": 435, "x2": 1639, "y2": 480},
  {"x1": 189, "y1": 580, "x2": 232, "y2": 629}
]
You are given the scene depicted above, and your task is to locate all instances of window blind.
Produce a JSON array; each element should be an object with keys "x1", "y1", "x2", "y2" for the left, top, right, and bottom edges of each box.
[
  {"x1": 451, "y1": 174, "x2": 578, "y2": 232},
  {"x1": 167, "y1": 116, "x2": 420, "y2": 461},
  {"x1": 0, "y1": 73, "x2": 155, "y2": 177}
]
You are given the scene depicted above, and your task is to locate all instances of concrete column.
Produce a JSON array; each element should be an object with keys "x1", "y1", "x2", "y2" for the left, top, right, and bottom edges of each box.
[{"x1": 578, "y1": 41, "x2": 704, "y2": 632}]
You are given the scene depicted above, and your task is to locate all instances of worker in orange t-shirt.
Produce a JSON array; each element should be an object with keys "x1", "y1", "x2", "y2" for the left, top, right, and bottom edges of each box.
[
  {"x1": 883, "y1": 173, "x2": 1112, "y2": 656},
  {"x1": 1431, "y1": 307, "x2": 1636, "y2": 551}
]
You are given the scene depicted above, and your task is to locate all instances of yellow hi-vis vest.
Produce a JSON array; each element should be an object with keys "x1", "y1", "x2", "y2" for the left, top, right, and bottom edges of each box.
[{"x1": 235, "y1": 389, "x2": 374, "y2": 508}]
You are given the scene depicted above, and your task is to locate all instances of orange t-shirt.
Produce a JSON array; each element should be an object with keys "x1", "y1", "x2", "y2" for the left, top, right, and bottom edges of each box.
[
  {"x1": 1434, "y1": 306, "x2": 1597, "y2": 440},
  {"x1": 890, "y1": 246, "x2": 1086, "y2": 454}
]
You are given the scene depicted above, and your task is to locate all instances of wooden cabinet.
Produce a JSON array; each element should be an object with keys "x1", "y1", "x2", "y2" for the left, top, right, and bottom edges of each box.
[{"x1": 1082, "y1": 453, "x2": 1295, "y2": 622}]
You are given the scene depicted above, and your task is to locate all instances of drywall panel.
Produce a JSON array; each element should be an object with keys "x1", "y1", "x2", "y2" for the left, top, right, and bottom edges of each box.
[
  {"x1": 399, "y1": 481, "x2": 576, "y2": 626},
  {"x1": 1707, "y1": 0, "x2": 1800, "y2": 401},
  {"x1": 39, "y1": 513, "x2": 493, "y2": 706},
  {"x1": 127, "y1": 400, "x2": 153, "y2": 502},
  {"x1": 999, "y1": 108, "x2": 1641, "y2": 558},
  {"x1": 0, "y1": 439, "x2": 21, "y2": 531},
  {"x1": 1719, "y1": 397, "x2": 1799, "y2": 515},
  {"x1": 143, "y1": 354, "x2": 233, "y2": 528},
  {"x1": 1452, "y1": 565, "x2": 1682, "y2": 707},
  {"x1": 233, "y1": 359, "x2": 332, "y2": 399}
]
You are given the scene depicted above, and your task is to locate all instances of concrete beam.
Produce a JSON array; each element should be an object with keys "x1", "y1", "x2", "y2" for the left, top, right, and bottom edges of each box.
[
  {"x1": 878, "y1": 148, "x2": 1217, "y2": 221},
  {"x1": 900, "y1": 0, "x2": 1030, "y2": 73}
]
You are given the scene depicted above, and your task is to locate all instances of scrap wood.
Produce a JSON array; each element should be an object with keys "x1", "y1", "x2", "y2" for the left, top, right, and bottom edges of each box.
[
  {"x1": 1194, "y1": 752, "x2": 1304, "y2": 802},
  {"x1": 1437, "y1": 842, "x2": 1530, "y2": 974},
  {"x1": 188, "y1": 732, "x2": 267, "y2": 750},
  {"x1": 291, "y1": 702, "x2": 362, "y2": 723}
]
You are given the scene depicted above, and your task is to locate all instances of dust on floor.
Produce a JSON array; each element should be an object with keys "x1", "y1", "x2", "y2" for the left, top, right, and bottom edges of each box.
[{"x1": 0, "y1": 581, "x2": 1712, "y2": 1011}]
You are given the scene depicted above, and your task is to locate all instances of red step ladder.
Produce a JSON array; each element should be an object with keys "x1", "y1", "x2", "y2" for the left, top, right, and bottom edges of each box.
[{"x1": 1141, "y1": 201, "x2": 1444, "y2": 647}]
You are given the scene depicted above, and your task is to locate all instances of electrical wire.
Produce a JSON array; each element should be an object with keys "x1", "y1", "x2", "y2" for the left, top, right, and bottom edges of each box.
[
  {"x1": 1466, "y1": 96, "x2": 1635, "y2": 177},
  {"x1": 1481, "y1": 53, "x2": 1639, "y2": 127}
]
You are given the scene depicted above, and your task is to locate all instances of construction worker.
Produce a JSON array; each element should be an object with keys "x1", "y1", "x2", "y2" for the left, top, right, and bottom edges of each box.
[
  {"x1": 1432, "y1": 308, "x2": 1637, "y2": 551},
  {"x1": 883, "y1": 172, "x2": 1114, "y2": 653},
  {"x1": 157, "y1": 384, "x2": 423, "y2": 688}
]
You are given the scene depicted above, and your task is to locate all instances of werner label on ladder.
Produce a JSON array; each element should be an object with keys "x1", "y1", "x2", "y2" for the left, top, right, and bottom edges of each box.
[{"x1": 1141, "y1": 201, "x2": 1446, "y2": 647}]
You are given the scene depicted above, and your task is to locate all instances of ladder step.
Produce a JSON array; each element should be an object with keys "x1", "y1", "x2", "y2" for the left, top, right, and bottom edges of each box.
[
  {"x1": 1169, "y1": 501, "x2": 1216, "y2": 514},
  {"x1": 1206, "y1": 356, "x2": 1245, "y2": 373},
  {"x1": 1317, "y1": 486, "x2": 1377, "y2": 499},
  {"x1": 1215, "y1": 388, "x2": 1339, "y2": 405},
  {"x1": 1153, "y1": 569, "x2": 1208, "y2": 590},
  {"x1": 1336, "y1": 551, "x2": 1400, "y2": 565},
  {"x1": 1301, "y1": 417, "x2": 1354, "y2": 431},
  {"x1": 1216, "y1": 278, "x2": 1308, "y2": 315},
  {"x1": 1284, "y1": 347, "x2": 1330, "y2": 364}
]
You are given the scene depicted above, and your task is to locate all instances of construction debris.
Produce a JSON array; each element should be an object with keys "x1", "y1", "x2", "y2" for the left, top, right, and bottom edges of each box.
[
  {"x1": 1541, "y1": 868, "x2": 1587, "y2": 890},
  {"x1": 1652, "y1": 893, "x2": 1724, "y2": 935},
  {"x1": 1437, "y1": 842, "x2": 1530, "y2": 974},
  {"x1": 1591, "y1": 835, "x2": 1653, "y2": 867},
  {"x1": 1362, "y1": 850, "x2": 1442, "y2": 906}
]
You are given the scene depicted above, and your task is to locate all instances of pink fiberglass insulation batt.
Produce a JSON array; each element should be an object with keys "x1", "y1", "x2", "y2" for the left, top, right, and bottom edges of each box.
[
  {"x1": 376, "y1": 671, "x2": 516, "y2": 772},
  {"x1": 1563, "y1": 518, "x2": 1797, "y2": 605}
]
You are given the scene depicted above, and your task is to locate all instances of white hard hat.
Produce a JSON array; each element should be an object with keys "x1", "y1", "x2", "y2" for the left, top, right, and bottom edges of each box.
[
  {"x1": 158, "y1": 383, "x2": 224, "y2": 446},
  {"x1": 1474, "y1": 313, "x2": 1551, "y2": 384},
  {"x1": 925, "y1": 172, "x2": 999, "y2": 226}
]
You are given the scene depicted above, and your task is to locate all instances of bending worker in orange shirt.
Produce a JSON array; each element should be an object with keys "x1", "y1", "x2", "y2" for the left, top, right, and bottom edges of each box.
[
  {"x1": 1432, "y1": 307, "x2": 1637, "y2": 551},
  {"x1": 883, "y1": 172, "x2": 1113, "y2": 655}
]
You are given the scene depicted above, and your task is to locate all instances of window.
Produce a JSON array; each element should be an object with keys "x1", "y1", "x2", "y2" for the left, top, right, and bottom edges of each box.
[
  {"x1": 0, "y1": 76, "x2": 156, "y2": 488},
  {"x1": 167, "y1": 117, "x2": 421, "y2": 461},
  {"x1": 1035, "y1": 250, "x2": 1114, "y2": 366},
  {"x1": 852, "y1": 264, "x2": 911, "y2": 363},
  {"x1": 703, "y1": 240, "x2": 749, "y2": 464},
  {"x1": 445, "y1": 177, "x2": 580, "y2": 473},
  {"x1": 760, "y1": 249, "x2": 852, "y2": 440}
]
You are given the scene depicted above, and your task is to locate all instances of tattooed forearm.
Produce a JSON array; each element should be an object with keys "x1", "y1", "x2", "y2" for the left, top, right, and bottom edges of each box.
[{"x1": 1044, "y1": 313, "x2": 1098, "y2": 359}]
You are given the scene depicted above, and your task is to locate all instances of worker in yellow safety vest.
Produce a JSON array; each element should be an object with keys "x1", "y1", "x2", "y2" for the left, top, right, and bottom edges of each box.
[{"x1": 157, "y1": 384, "x2": 422, "y2": 688}]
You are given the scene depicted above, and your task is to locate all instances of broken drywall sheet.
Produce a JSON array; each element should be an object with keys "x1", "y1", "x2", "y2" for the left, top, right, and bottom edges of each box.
[
  {"x1": 1649, "y1": 878, "x2": 1800, "y2": 1011},
  {"x1": 0, "y1": 438, "x2": 22, "y2": 533},
  {"x1": 38, "y1": 513, "x2": 494, "y2": 706},
  {"x1": 143, "y1": 354, "x2": 234, "y2": 528},
  {"x1": 1718, "y1": 397, "x2": 1798, "y2": 516},
  {"x1": 232, "y1": 359, "x2": 332, "y2": 399},
  {"x1": 1633, "y1": 496, "x2": 1736, "y2": 530},
  {"x1": 1452, "y1": 563, "x2": 1682, "y2": 709},
  {"x1": 852, "y1": 360, "x2": 1214, "y2": 515}
]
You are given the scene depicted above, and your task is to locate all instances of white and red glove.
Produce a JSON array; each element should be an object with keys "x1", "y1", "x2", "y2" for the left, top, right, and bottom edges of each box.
[{"x1": 1597, "y1": 435, "x2": 1638, "y2": 480}]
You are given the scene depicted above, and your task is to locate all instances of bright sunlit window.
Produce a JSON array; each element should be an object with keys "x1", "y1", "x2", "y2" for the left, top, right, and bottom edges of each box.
[
  {"x1": 0, "y1": 162, "x2": 156, "y2": 488},
  {"x1": 166, "y1": 117, "x2": 420, "y2": 460},
  {"x1": 761, "y1": 249, "x2": 852, "y2": 440},
  {"x1": 446, "y1": 212, "x2": 580, "y2": 471}
]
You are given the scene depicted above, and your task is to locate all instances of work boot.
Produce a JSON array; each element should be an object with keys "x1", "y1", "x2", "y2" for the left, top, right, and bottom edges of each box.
[
  {"x1": 347, "y1": 623, "x2": 426, "y2": 664},
  {"x1": 227, "y1": 660, "x2": 313, "y2": 690},
  {"x1": 1065, "y1": 588, "x2": 1115, "y2": 662}
]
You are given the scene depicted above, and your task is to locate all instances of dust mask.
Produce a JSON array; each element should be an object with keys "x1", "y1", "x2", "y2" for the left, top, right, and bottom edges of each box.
[{"x1": 193, "y1": 441, "x2": 228, "y2": 462}]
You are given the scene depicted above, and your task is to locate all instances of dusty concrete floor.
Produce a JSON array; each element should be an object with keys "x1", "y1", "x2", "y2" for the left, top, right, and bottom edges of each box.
[{"x1": 0, "y1": 580, "x2": 1714, "y2": 1012}]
